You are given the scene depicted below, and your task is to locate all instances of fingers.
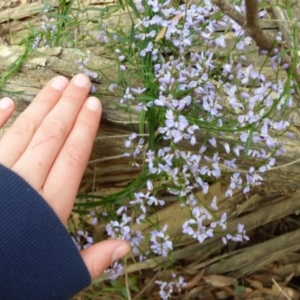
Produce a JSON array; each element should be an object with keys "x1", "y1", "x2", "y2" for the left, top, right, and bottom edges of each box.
[
  {"x1": 42, "y1": 96, "x2": 101, "y2": 223},
  {"x1": 0, "y1": 74, "x2": 100, "y2": 224},
  {"x1": 0, "y1": 76, "x2": 69, "y2": 167},
  {"x1": 11, "y1": 74, "x2": 92, "y2": 190},
  {"x1": 0, "y1": 97, "x2": 15, "y2": 128},
  {"x1": 80, "y1": 241, "x2": 130, "y2": 279}
]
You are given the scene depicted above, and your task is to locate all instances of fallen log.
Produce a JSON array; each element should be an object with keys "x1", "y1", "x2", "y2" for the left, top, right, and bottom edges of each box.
[{"x1": 0, "y1": 45, "x2": 300, "y2": 195}]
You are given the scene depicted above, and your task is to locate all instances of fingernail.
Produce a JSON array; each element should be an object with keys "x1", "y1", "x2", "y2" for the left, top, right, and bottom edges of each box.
[
  {"x1": 51, "y1": 76, "x2": 68, "y2": 90},
  {"x1": 73, "y1": 74, "x2": 90, "y2": 88},
  {"x1": 0, "y1": 97, "x2": 13, "y2": 110},
  {"x1": 86, "y1": 97, "x2": 101, "y2": 111},
  {"x1": 112, "y1": 245, "x2": 130, "y2": 262}
]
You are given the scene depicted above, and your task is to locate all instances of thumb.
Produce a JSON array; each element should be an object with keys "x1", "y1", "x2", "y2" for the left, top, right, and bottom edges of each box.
[{"x1": 80, "y1": 240, "x2": 130, "y2": 279}]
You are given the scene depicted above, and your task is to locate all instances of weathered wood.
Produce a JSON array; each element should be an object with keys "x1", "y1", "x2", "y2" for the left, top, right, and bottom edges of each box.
[
  {"x1": 0, "y1": 0, "x2": 279, "y2": 48},
  {"x1": 92, "y1": 192, "x2": 300, "y2": 283},
  {"x1": 271, "y1": 0, "x2": 300, "y2": 49},
  {"x1": 0, "y1": 0, "x2": 119, "y2": 46},
  {"x1": 0, "y1": 0, "x2": 115, "y2": 23},
  {"x1": 0, "y1": 45, "x2": 142, "y2": 190},
  {"x1": 0, "y1": 45, "x2": 300, "y2": 195}
]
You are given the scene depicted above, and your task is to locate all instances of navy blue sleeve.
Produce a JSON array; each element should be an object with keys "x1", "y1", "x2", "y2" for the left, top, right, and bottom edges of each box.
[{"x1": 0, "y1": 164, "x2": 91, "y2": 299}]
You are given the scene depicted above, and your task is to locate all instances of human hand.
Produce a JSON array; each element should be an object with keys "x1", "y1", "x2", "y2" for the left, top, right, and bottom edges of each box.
[{"x1": 0, "y1": 74, "x2": 130, "y2": 279}]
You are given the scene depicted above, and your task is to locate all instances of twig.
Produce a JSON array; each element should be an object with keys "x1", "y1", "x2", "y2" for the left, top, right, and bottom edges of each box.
[
  {"x1": 245, "y1": 0, "x2": 273, "y2": 51},
  {"x1": 94, "y1": 133, "x2": 149, "y2": 140},
  {"x1": 219, "y1": 157, "x2": 300, "y2": 174},
  {"x1": 272, "y1": 278, "x2": 292, "y2": 300},
  {"x1": 211, "y1": 0, "x2": 300, "y2": 86},
  {"x1": 211, "y1": 0, "x2": 245, "y2": 25},
  {"x1": 124, "y1": 257, "x2": 132, "y2": 300},
  {"x1": 132, "y1": 271, "x2": 160, "y2": 300},
  {"x1": 88, "y1": 154, "x2": 126, "y2": 164}
]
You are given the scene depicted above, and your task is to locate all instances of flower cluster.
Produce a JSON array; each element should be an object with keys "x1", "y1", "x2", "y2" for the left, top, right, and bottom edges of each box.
[
  {"x1": 155, "y1": 273, "x2": 187, "y2": 300},
  {"x1": 32, "y1": 5, "x2": 57, "y2": 48},
  {"x1": 222, "y1": 224, "x2": 249, "y2": 244},
  {"x1": 150, "y1": 224, "x2": 173, "y2": 257},
  {"x1": 87, "y1": 0, "x2": 296, "y2": 288},
  {"x1": 124, "y1": 132, "x2": 145, "y2": 164},
  {"x1": 105, "y1": 261, "x2": 124, "y2": 280},
  {"x1": 105, "y1": 211, "x2": 145, "y2": 279},
  {"x1": 78, "y1": 57, "x2": 99, "y2": 80},
  {"x1": 129, "y1": 180, "x2": 165, "y2": 223},
  {"x1": 106, "y1": 212, "x2": 144, "y2": 255},
  {"x1": 34, "y1": 0, "x2": 296, "y2": 293},
  {"x1": 71, "y1": 230, "x2": 94, "y2": 250},
  {"x1": 77, "y1": 57, "x2": 98, "y2": 92}
]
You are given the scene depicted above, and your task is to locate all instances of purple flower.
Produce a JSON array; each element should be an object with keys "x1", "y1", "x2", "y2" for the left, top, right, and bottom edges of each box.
[
  {"x1": 105, "y1": 261, "x2": 124, "y2": 280},
  {"x1": 125, "y1": 132, "x2": 137, "y2": 148},
  {"x1": 210, "y1": 196, "x2": 218, "y2": 211},
  {"x1": 208, "y1": 137, "x2": 217, "y2": 147},
  {"x1": 140, "y1": 41, "x2": 154, "y2": 56},
  {"x1": 161, "y1": 18, "x2": 179, "y2": 39},
  {"x1": 131, "y1": 87, "x2": 147, "y2": 94},
  {"x1": 158, "y1": 110, "x2": 189, "y2": 143},
  {"x1": 223, "y1": 223, "x2": 249, "y2": 244},
  {"x1": 147, "y1": 196, "x2": 165, "y2": 206},
  {"x1": 108, "y1": 83, "x2": 118, "y2": 93},
  {"x1": 215, "y1": 35, "x2": 226, "y2": 48},
  {"x1": 120, "y1": 87, "x2": 134, "y2": 104},
  {"x1": 90, "y1": 211, "x2": 98, "y2": 225},
  {"x1": 105, "y1": 213, "x2": 131, "y2": 241},
  {"x1": 72, "y1": 230, "x2": 94, "y2": 250},
  {"x1": 237, "y1": 64, "x2": 259, "y2": 84},
  {"x1": 131, "y1": 230, "x2": 144, "y2": 254},
  {"x1": 150, "y1": 225, "x2": 173, "y2": 257}
]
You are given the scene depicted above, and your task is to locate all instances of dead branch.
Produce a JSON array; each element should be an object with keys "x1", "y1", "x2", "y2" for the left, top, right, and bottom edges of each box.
[
  {"x1": 211, "y1": 0, "x2": 245, "y2": 25},
  {"x1": 211, "y1": 0, "x2": 300, "y2": 86},
  {"x1": 245, "y1": 0, "x2": 273, "y2": 50}
]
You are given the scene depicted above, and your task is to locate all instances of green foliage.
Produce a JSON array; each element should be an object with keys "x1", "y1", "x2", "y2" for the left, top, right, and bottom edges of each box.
[
  {"x1": 110, "y1": 276, "x2": 139, "y2": 298},
  {"x1": 233, "y1": 280, "x2": 245, "y2": 295}
]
